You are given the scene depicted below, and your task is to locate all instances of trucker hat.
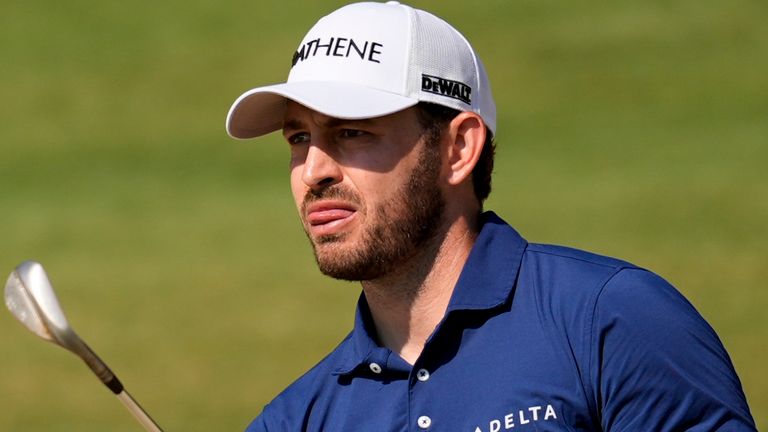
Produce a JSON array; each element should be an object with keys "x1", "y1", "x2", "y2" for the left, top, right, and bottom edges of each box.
[{"x1": 226, "y1": 1, "x2": 496, "y2": 139}]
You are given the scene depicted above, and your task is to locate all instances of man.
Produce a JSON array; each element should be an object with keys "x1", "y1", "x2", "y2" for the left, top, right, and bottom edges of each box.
[{"x1": 226, "y1": 2, "x2": 755, "y2": 431}]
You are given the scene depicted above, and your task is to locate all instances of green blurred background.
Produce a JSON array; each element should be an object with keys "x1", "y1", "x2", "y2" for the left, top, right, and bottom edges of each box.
[{"x1": 1, "y1": 0, "x2": 765, "y2": 430}]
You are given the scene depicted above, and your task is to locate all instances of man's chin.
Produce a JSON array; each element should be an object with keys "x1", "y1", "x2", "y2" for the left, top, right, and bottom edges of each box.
[
  {"x1": 311, "y1": 243, "x2": 380, "y2": 281},
  {"x1": 316, "y1": 262, "x2": 382, "y2": 282},
  {"x1": 315, "y1": 255, "x2": 366, "y2": 281}
]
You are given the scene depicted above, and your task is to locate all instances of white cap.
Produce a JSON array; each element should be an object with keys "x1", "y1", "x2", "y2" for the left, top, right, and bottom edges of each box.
[{"x1": 226, "y1": 1, "x2": 496, "y2": 139}]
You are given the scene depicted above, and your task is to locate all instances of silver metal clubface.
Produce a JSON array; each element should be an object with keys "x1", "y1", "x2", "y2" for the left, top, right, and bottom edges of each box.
[
  {"x1": 5, "y1": 260, "x2": 112, "y2": 384},
  {"x1": 5, "y1": 260, "x2": 163, "y2": 432},
  {"x1": 5, "y1": 260, "x2": 72, "y2": 346}
]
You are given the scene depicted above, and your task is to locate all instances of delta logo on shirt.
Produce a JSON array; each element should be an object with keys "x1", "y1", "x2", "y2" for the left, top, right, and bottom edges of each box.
[{"x1": 473, "y1": 404, "x2": 558, "y2": 431}]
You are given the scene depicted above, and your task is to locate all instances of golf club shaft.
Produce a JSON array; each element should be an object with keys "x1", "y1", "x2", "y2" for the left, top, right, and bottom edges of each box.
[
  {"x1": 75, "y1": 336, "x2": 163, "y2": 431},
  {"x1": 117, "y1": 390, "x2": 164, "y2": 432},
  {"x1": 73, "y1": 336, "x2": 124, "y2": 393}
]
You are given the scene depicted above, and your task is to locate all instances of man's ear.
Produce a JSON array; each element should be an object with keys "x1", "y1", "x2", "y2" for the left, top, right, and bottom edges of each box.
[{"x1": 444, "y1": 112, "x2": 486, "y2": 186}]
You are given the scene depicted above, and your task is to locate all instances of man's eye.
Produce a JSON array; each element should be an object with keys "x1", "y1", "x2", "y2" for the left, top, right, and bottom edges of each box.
[
  {"x1": 287, "y1": 132, "x2": 310, "y2": 145},
  {"x1": 339, "y1": 129, "x2": 366, "y2": 139}
]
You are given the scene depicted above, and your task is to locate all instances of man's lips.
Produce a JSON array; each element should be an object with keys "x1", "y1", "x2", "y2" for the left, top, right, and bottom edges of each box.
[{"x1": 305, "y1": 201, "x2": 358, "y2": 236}]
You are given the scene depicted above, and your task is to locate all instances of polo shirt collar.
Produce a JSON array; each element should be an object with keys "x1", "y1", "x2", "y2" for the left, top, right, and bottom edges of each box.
[
  {"x1": 333, "y1": 211, "x2": 527, "y2": 375},
  {"x1": 446, "y1": 211, "x2": 527, "y2": 311}
]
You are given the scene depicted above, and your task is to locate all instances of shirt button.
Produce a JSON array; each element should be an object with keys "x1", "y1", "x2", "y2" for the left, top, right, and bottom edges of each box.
[
  {"x1": 416, "y1": 368, "x2": 430, "y2": 382},
  {"x1": 369, "y1": 362, "x2": 382, "y2": 374},
  {"x1": 417, "y1": 415, "x2": 432, "y2": 429}
]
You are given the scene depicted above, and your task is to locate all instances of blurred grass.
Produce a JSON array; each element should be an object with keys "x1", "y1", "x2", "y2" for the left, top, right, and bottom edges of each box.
[{"x1": 1, "y1": 0, "x2": 766, "y2": 430}]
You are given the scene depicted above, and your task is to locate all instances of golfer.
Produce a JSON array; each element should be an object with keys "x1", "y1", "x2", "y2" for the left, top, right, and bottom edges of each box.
[{"x1": 226, "y1": 2, "x2": 755, "y2": 431}]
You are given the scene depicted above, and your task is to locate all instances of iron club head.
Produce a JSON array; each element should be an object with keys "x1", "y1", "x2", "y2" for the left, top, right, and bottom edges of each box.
[
  {"x1": 5, "y1": 260, "x2": 79, "y2": 350},
  {"x1": 4, "y1": 260, "x2": 119, "y2": 390},
  {"x1": 5, "y1": 260, "x2": 164, "y2": 432}
]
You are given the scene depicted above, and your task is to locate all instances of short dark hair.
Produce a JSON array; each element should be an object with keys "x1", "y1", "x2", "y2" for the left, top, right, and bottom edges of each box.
[{"x1": 415, "y1": 102, "x2": 496, "y2": 205}]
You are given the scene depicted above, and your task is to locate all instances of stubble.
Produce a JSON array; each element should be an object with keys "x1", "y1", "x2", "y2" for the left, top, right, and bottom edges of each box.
[{"x1": 301, "y1": 138, "x2": 445, "y2": 281}]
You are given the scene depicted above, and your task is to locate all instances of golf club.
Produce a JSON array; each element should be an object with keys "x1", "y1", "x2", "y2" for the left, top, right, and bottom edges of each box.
[{"x1": 5, "y1": 260, "x2": 163, "y2": 432}]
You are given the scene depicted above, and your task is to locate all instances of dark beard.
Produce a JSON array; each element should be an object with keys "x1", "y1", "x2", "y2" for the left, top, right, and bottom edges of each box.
[{"x1": 302, "y1": 139, "x2": 445, "y2": 281}]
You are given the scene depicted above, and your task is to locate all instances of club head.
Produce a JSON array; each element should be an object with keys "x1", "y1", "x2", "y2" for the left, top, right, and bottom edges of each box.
[
  {"x1": 5, "y1": 260, "x2": 81, "y2": 352},
  {"x1": 5, "y1": 261, "x2": 162, "y2": 430}
]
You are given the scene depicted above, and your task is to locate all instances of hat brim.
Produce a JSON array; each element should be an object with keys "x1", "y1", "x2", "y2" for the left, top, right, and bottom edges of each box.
[{"x1": 226, "y1": 81, "x2": 419, "y2": 139}]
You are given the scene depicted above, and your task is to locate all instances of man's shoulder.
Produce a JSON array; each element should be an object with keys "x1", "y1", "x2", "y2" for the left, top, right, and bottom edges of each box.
[
  {"x1": 479, "y1": 212, "x2": 658, "y2": 307},
  {"x1": 525, "y1": 242, "x2": 636, "y2": 271},
  {"x1": 512, "y1": 241, "x2": 689, "y2": 333},
  {"x1": 520, "y1": 242, "x2": 643, "y2": 296},
  {"x1": 480, "y1": 212, "x2": 638, "y2": 279}
]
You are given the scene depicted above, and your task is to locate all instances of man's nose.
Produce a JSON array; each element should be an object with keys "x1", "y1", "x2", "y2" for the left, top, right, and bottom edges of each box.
[{"x1": 302, "y1": 143, "x2": 342, "y2": 192}]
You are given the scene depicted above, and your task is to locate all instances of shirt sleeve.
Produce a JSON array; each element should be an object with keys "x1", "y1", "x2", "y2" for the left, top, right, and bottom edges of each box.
[{"x1": 591, "y1": 268, "x2": 756, "y2": 431}]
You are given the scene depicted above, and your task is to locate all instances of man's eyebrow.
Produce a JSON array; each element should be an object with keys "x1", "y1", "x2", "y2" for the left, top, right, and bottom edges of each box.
[
  {"x1": 282, "y1": 117, "x2": 375, "y2": 133},
  {"x1": 282, "y1": 119, "x2": 304, "y2": 133},
  {"x1": 322, "y1": 117, "x2": 375, "y2": 128}
]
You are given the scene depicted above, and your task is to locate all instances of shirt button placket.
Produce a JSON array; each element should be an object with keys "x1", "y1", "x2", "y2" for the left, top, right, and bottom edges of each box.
[{"x1": 413, "y1": 367, "x2": 432, "y2": 429}]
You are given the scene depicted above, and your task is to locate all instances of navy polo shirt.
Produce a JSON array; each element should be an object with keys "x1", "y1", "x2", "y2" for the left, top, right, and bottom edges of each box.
[{"x1": 247, "y1": 212, "x2": 755, "y2": 431}]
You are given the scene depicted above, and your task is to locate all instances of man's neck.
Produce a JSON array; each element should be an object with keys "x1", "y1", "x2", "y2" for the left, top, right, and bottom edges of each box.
[{"x1": 361, "y1": 213, "x2": 479, "y2": 365}]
